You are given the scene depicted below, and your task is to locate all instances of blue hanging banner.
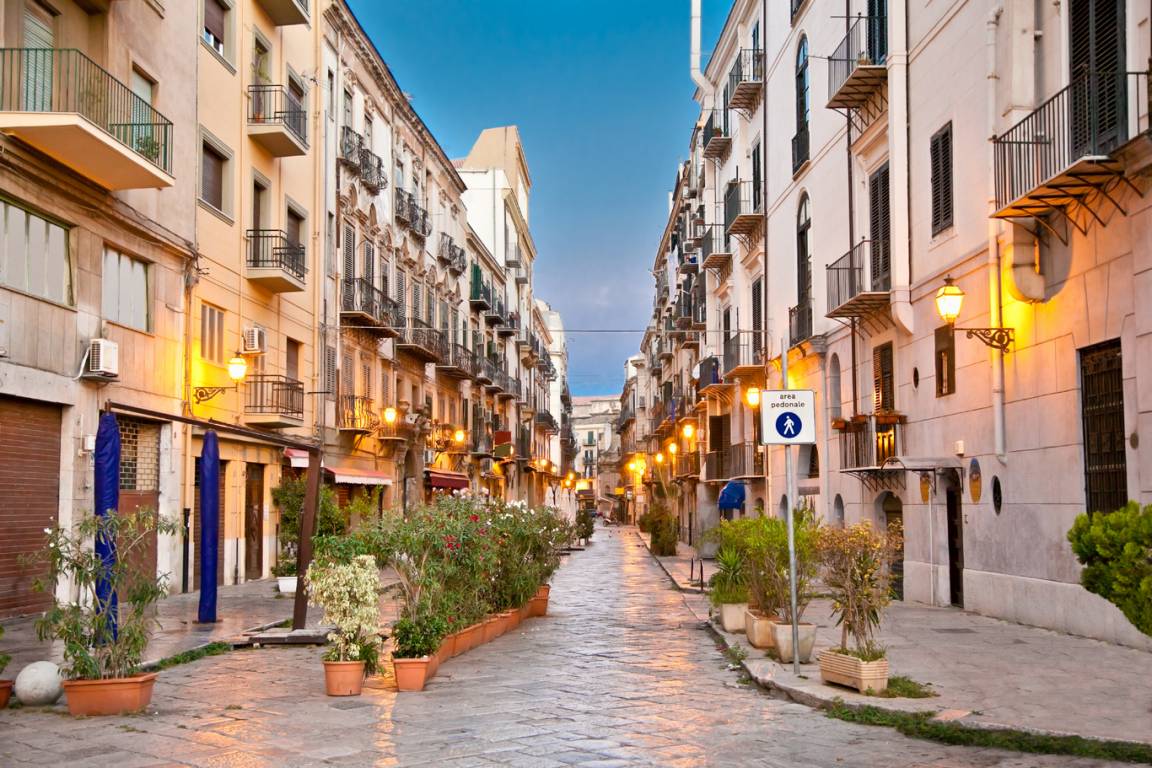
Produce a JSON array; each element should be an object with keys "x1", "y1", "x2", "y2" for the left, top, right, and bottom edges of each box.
[
  {"x1": 197, "y1": 431, "x2": 220, "y2": 624},
  {"x1": 93, "y1": 411, "x2": 120, "y2": 640},
  {"x1": 718, "y1": 480, "x2": 746, "y2": 511}
]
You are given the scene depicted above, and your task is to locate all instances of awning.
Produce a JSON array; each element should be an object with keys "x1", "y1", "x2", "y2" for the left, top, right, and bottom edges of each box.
[
  {"x1": 331, "y1": 468, "x2": 392, "y2": 486},
  {"x1": 426, "y1": 469, "x2": 470, "y2": 489},
  {"x1": 284, "y1": 448, "x2": 310, "y2": 469},
  {"x1": 718, "y1": 480, "x2": 746, "y2": 511}
]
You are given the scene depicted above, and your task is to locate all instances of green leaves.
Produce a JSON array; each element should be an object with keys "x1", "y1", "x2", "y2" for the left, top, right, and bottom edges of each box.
[
  {"x1": 1068, "y1": 502, "x2": 1152, "y2": 636},
  {"x1": 306, "y1": 554, "x2": 382, "y2": 673}
]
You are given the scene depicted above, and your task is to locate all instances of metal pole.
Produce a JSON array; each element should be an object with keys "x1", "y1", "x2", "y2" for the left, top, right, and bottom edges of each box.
[{"x1": 782, "y1": 336, "x2": 800, "y2": 676}]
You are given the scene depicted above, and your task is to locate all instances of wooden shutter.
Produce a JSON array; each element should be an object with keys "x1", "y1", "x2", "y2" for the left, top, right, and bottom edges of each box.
[
  {"x1": 204, "y1": 0, "x2": 226, "y2": 45},
  {"x1": 869, "y1": 163, "x2": 891, "y2": 290},
  {"x1": 751, "y1": 277, "x2": 763, "y2": 356},
  {"x1": 930, "y1": 124, "x2": 953, "y2": 235},
  {"x1": 380, "y1": 253, "x2": 390, "y2": 298},
  {"x1": 363, "y1": 241, "x2": 374, "y2": 285},
  {"x1": 396, "y1": 270, "x2": 407, "y2": 316},
  {"x1": 342, "y1": 222, "x2": 355, "y2": 279},
  {"x1": 286, "y1": 339, "x2": 299, "y2": 381},
  {"x1": 425, "y1": 285, "x2": 434, "y2": 324},
  {"x1": 411, "y1": 278, "x2": 421, "y2": 322},
  {"x1": 341, "y1": 354, "x2": 354, "y2": 398},
  {"x1": 751, "y1": 143, "x2": 762, "y2": 210},
  {"x1": 872, "y1": 342, "x2": 894, "y2": 412},
  {"x1": 325, "y1": 346, "x2": 337, "y2": 399},
  {"x1": 201, "y1": 144, "x2": 224, "y2": 210},
  {"x1": 360, "y1": 358, "x2": 373, "y2": 401}
]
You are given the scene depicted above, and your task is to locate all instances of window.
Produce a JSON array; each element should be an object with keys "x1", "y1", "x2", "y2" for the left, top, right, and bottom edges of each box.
[
  {"x1": 1080, "y1": 339, "x2": 1127, "y2": 514},
  {"x1": 751, "y1": 276, "x2": 763, "y2": 358},
  {"x1": 286, "y1": 338, "x2": 300, "y2": 381},
  {"x1": 102, "y1": 247, "x2": 150, "y2": 331},
  {"x1": 930, "y1": 123, "x2": 953, "y2": 235},
  {"x1": 342, "y1": 88, "x2": 353, "y2": 128},
  {"x1": 324, "y1": 347, "x2": 336, "y2": 400},
  {"x1": 935, "y1": 326, "x2": 955, "y2": 397},
  {"x1": 795, "y1": 36, "x2": 809, "y2": 133},
  {"x1": 202, "y1": 0, "x2": 227, "y2": 57},
  {"x1": 326, "y1": 69, "x2": 335, "y2": 116},
  {"x1": 201, "y1": 303, "x2": 225, "y2": 364},
  {"x1": 360, "y1": 357, "x2": 373, "y2": 401},
  {"x1": 828, "y1": 353, "x2": 842, "y2": 419},
  {"x1": 796, "y1": 195, "x2": 811, "y2": 305},
  {"x1": 751, "y1": 142, "x2": 762, "y2": 210},
  {"x1": 200, "y1": 139, "x2": 227, "y2": 213},
  {"x1": 286, "y1": 206, "x2": 304, "y2": 248},
  {"x1": 872, "y1": 342, "x2": 894, "y2": 412},
  {"x1": 869, "y1": 163, "x2": 892, "y2": 290},
  {"x1": 0, "y1": 198, "x2": 71, "y2": 305},
  {"x1": 364, "y1": 114, "x2": 373, "y2": 150}
]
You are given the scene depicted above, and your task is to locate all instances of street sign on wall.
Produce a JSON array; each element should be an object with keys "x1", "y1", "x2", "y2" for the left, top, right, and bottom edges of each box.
[{"x1": 760, "y1": 390, "x2": 816, "y2": 445}]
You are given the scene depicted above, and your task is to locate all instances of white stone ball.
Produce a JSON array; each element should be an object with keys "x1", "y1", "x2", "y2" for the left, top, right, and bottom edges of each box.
[{"x1": 14, "y1": 661, "x2": 63, "y2": 706}]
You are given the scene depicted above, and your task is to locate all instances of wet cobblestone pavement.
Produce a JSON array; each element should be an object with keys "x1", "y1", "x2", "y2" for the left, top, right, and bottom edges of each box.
[{"x1": 0, "y1": 528, "x2": 1129, "y2": 767}]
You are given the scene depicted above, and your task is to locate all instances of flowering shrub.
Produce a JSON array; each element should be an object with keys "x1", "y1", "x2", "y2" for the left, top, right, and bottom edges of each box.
[
  {"x1": 31, "y1": 508, "x2": 179, "y2": 680},
  {"x1": 0, "y1": 625, "x2": 9, "y2": 677},
  {"x1": 306, "y1": 554, "x2": 382, "y2": 674},
  {"x1": 817, "y1": 521, "x2": 902, "y2": 657}
]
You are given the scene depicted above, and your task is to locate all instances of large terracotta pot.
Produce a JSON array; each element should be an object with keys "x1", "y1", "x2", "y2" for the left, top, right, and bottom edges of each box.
[
  {"x1": 393, "y1": 657, "x2": 432, "y2": 692},
  {"x1": 507, "y1": 608, "x2": 522, "y2": 631},
  {"x1": 441, "y1": 632, "x2": 458, "y2": 659},
  {"x1": 497, "y1": 610, "x2": 516, "y2": 636},
  {"x1": 458, "y1": 623, "x2": 481, "y2": 654},
  {"x1": 718, "y1": 603, "x2": 748, "y2": 633},
  {"x1": 0, "y1": 680, "x2": 12, "y2": 709},
  {"x1": 482, "y1": 616, "x2": 501, "y2": 644},
  {"x1": 322, "y1": 661, "x2": 366, "y2": 696},
  {"x1": 62, "y1": 673, "x2": 158, "y2": 716},
  {"x1": 744, "y1": 609, "x2": 778, "y2": 649},
  {"x1": 771, "y1": 622, "x2": 817, "y2": 664},
  {"x1": 529, "y1": 585, "x2": 551, "y2": 617},
  {"x1": 819, "y1": 650, "x2": 889, "y2": 693}
]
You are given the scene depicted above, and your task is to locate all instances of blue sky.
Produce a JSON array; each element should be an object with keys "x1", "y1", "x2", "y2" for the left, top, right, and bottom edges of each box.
[{"x1": 348, "y1": 0, "x2": 729, "y2": 396}]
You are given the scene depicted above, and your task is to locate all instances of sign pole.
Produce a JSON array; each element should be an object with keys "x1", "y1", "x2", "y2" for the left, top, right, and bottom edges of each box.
[{"x1": 780, "y1": 338, "x2": 801, "y2": 676}]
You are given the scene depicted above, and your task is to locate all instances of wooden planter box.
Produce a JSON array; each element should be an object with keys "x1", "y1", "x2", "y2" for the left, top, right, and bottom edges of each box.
[{"x1": 818, "y1": 650, "x2": 889, "y2": 693}]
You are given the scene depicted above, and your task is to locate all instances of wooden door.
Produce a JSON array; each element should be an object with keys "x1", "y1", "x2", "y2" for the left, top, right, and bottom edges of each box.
[
  {"x1": 945, "y1": 475, "x2": 964, "y2": 607},
  {"x1": 244, "y1": 464, "x2": 264, "y2": 580}
]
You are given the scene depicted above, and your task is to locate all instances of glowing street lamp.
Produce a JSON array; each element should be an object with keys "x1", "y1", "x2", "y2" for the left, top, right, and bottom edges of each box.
[
  {"x1": 935, "y1": 275, "x2": 1014, "y2": 352},
  {"x1": 383, "y1": 406, "x2": 398, "y2": 424},
  {"x1": 654, "y1": 452, "x2": 665, "y2": 464},
  {"x1": 194, "y1": 351, "x2": 249, "y2": 404},
  {"x1": 682, "y1": 423, "x2": 695, "y2": 439},
  {"x1": 668, "y1": 442, "x2": 678, "y2": 455},
  {"x1": 744, "y1": 386, "x2": 761, "y2": 408},
  {"x1": 453, "y1": 428, "x2": 466, "y2": 444}
]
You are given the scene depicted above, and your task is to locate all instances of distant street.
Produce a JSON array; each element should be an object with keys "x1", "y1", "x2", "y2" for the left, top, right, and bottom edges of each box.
[{"x1": 0, "y1": 528, "x2": 1127, "y2": 767}]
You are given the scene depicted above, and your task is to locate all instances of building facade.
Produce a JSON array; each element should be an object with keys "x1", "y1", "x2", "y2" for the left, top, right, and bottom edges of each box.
[{"x1": 621, "y1": 0, "x2": 1152, "y2": 649}]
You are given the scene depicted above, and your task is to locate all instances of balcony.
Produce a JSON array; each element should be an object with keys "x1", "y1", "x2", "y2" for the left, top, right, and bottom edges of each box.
[
  {"x1": 728, "y1": 49, "x2": 765, "y2": 112},
  {"x1": 699, "y1": 226, "x2": 732, "y2": 270},
  {"x1": 247, "y1": 84, "x2": 307, "y2": 156},
  {"x1": 482, "y1": 358, "x2": 504, "y2": 392},
  {"x1": 993, "y1": 70, "x2": 1151, "y2": 221},
  {"x1": 360, "y1": 148, "x2": 385, "y2": 194},
  {"x1": 255, "y1": 0, "x2": 309, "y2": 26},
  {"x1": 340, "y1": 278, "x2": 400, "y2": 337},
  {"x1": 827, "y1": 15, "x2": 888, "y2": 109},
  {"x1": 474, "y1": 355, "x2": 493, "y2": 384},
  {"x1": 439, "y1": 233, "x2": 466, "y2": 273},
  {"x1": 436, "y1": 343, "x2": 477, "y2": 380},
  {"x1": 697, "y1": 355, "x2": 727, "y2": 396},
  {"x1": 496, "y1": 372, "x2": 518, "y2": 401},
  {"x1": 506, "y1": 242, "x2": 523, "y2": 269},
  {"x1": 838, "y1": 413, "x2": 904, "y2": 473},
  {"x1": 674, "y1": 450, "x2": 700, "y2": 479},
  {"x1": 396, "y1": 190, "x2": 431, "y2": 238},
  {"x1": 724, "y1": 181, "x2": 762, "y2": 237},
  {"x1": 338, "y1": 395, "x2": 378, "y2": 434},
  {"x1": 0, "y1": 49, "x2": 173, "y2": 189},
  {"x1": 244, "y1": 374, "x2": 304, "y2": 428},
  {"x1": 499, "y1": 312, "x2": 519, "y2": 339},
  {"x1": 535, "y1": 410, "x2": 559, "y2": 433},
  {"x1": 245, "y1": 229, "x2": 306, "y2": 292},
  {"x1": 397, "y1": 317, "x2": 445, "y2": 362},
  {"x1": 678, "y1": 246, "x2": 699, "y2": 275},
  {"x1": 702, "y1": 109, "x2": 731, "y2": 159},
  {"x1": 722, "y1": 333, "x2": 764, "y2": 382},
  {"x1": 789, "y1": 301, "x2": 813, "y2": 348},
  {"x1": 680, "y1": 330, "x2": 701, "y2": 352},
  {"x1": 484, "y1": 297, "x2": 506, "y2": 326},
  {"x1": 469, "y1": 265, "x2": 492, "y2": 310},
  {"x1": 826, "y1": 240, "x2": 891, "y2": 320},
  {"x1": 791, "y1": 126, "x2": 810, "y2": 174}
]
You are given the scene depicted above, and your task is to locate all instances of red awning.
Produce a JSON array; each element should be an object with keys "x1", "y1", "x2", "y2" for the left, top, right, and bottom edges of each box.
[
  {"x1": 426, "y1": 470, "x2": 470, "y2": 489},
  {"x1": 284, "y1": 448, "x2": 310, "y2": 468}
]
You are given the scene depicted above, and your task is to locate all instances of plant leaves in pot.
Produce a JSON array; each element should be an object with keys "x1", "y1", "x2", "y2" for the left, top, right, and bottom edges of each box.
[{"x1": 306, "y1": 552, "x2": 382, "y2": 697}]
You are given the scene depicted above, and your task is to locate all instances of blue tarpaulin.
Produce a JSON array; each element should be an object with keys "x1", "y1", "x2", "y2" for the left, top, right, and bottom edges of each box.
[
  {"x1": 718, "y1": 481, "x2": 746, "y2": 511},
  {"x1": 197, "y1": 431, "x2": 220, "y2": 623},
  {"x1": 93, "y1": 412, "x2": 120, "y2": 639}
]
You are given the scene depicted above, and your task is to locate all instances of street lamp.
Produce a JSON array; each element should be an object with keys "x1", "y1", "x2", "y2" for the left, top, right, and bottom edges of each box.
[
  {"x1": 654, "y1": 452, "x2": 665, "y2": 464},
  {"x1": 935, "y1": 275, "x2": 1015, "y2": 353},
  {"x1": 383, "y1": 406, "x2": 398, "y2": 424},
  {"x1": 682, "y1": 423, "x2": 695, "y2": 439},
  {"x1": 744, "y1": 386, "x2": 761, "y2": 408},
  {"x1": 453, "y1": 428, "x2": 467, "y2": 444},
  {"x1": 668, "y1": 442, "x2": 678, "y2": 455},
  {"x1": 194, "y1": 352, "x2": 248, "y2": 404}
]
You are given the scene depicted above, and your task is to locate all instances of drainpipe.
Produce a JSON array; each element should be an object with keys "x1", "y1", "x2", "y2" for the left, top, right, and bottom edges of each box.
[
  {"x1": 987, "y1": 6, "x2": 1008, "y2": 463},
  {"x1": 887, "y1": 0, "x2": 914, "y2": 335},
  {"x1": 690, "y1": 0, "x2": 711, "y2": 97}
]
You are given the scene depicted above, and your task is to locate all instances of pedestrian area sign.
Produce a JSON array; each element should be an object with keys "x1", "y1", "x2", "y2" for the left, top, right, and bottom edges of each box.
[{"x1": 760, "y1": 390, "x2": 816, "y2": 445}]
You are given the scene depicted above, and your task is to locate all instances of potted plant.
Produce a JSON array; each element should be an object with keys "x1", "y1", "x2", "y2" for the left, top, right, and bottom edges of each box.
[
  {"x1": 741, "y1": 518, "x2": 783, "y2": 649},
  {"x1": 709, "y1": 546, "x2": 749, "y2": 633},
  {"x1": 33, "y1": 509, "x2": 177, "y2": 716},
  {"x1": 306, "y1": 553, "x2": 382, "y2": 697},
  {"x1": 765, "y1": 505, "x2": 821, "y2": 663},
  {"x1": 272, "y1": 479, "x2": 347, "y2": 595},
  {"x1": 0, "y1": 626, "x2": 11, "y2": 708},
  {"x1": 391, "y1": 615, "x2": 446, "y2": 692},
  {"x1": 816, "y1": 522, "x2": 902, "y2": 692}
]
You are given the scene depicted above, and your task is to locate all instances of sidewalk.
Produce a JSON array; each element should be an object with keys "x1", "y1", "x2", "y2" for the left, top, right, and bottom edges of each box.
[{"x1": 631, "y1": 527, "x2": 1152, "y2": 747}]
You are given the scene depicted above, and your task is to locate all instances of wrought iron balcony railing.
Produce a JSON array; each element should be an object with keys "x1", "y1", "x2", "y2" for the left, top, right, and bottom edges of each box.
[
  {"x1": 0, "y1": 48, "x2": 174, "y2": 174},
  {"x1": 827, "y1": 15, "x2": 889, "y2": 109},
  {"x1": 838, "y1": 413, "x2": 904, "y2": 470},
  {"x1": 826, "y1": 239, "x2": 891, "y2": 317},
  {"x1": 341, "y1": 277, "x2": 400, "y2": 331},
  {"x1": 360, "y1": 147, "x2": 385, "y2": 192},
  {"x1": 792, "y1": 126, "x2": 810, "y2": 173},
  {"x1": 247, "y1": 84, "x2": 307, "y2": 146},
  {"x1": 245, "y1": 374, "x2": 304, "y2": 419},
  {"x1": 789, "y1": 301, "x2": 813, "y2": 347},
  {"x1": 338, "y1": 395, "x2": 378, "y2": 432},
  {"x1": 339, "y1": 125, "x2": 362, "y2": 166},
  {"x1": 724, "y1": 180, "x2": 761, "y2": 235},
  {"x1": 246, "y1": 229, "x2": 306, "y2": 282},
  {"x1": 702, "y1": 109, "x2": 731, "y2": 159}
]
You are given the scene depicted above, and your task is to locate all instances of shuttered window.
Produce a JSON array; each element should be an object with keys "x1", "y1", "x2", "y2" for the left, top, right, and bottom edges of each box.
[
  {"x1": 930, "y1": 123, "x2": 953, "y2": 235},
  {"x1": 286, "y1": 208, "x2": 304, "y2": 248},
  {"x1": 102, "y1": 247, "x2": 150, "y2": 332},
  {"x1": 751, "y1": 277, "x2": 763, "y2": 357},
  {"x1": 1069, "y1": 0, "x2": 1125, "y2": 154},
  {"x1": 424, "y1": 284, "x2": 434, "y2": 325},
  {"x1": 203, "y1": 0, "x2": 226, "y2": 56},
  {"x1": 411, "y1": 278, "x2": 422, "y2": 322},
  {"x1": 324, "y1": 346, "x2": 336, "y2": 400},
  {"x1": 0, "y1": 199, "x2": 71, "y2": 305},
  {"x1": 363, "y1": 240, "x2": 375, "y2": 286},
  {"x1": 201, "y1": 141, "x2": 226, "y2": 211},
  {"x1": 396, "y1": 269, "x2": 407, "y2": 316},
  {"x1": 869, "y1": 163, "x2": 891, "y2": 291},
  {"x1": 342, "y1": 222, "x2": 355, "y2": 279},
  {"x1": 341, "y1": 353, "x2": 353, "y2": 398},
  {"x1": 873, "y1": 342, "x2": 894, "y2": 412},
  {"x1": 360, "y1": 358, "x2": 373, "y2": 401},
  {"x1": 201, "y1": 304, "x2": 225, "y2": 364}
]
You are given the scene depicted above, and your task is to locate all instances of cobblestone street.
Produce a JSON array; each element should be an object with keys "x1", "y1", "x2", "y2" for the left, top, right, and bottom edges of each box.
[{"x1": 0, "y1": 528, "x2": 1129, "y2": 767}]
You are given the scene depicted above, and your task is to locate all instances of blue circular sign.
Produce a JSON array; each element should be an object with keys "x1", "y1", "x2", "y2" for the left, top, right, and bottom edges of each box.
[{"x1": 775, "y1": 412, "x2": 802, "y2": 438}]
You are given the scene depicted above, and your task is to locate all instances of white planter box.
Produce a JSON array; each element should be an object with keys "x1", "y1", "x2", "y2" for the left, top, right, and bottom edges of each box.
[
  {"x1": 771, "y1": 622, "x2": 816, "y2": 663},
  {"x1": 818, "y1": 650, "x2": 890, "y2": 693},
  {"x1": 744, "y1": 610, "x2": 777, "y2": 649},
  {"x1": 718, "y1": 602, "x2": 748, "y2": 633},
  {"x1": 277, "y1": 576, "x2": 298, "y2": 594}
]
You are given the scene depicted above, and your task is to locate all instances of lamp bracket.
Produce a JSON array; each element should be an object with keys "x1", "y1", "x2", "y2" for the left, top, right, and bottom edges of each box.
[
  {"x1": 957, "y1": 327, "x2": 1015, "y2": 353},
  {"x1": 193, "y1": 385, "x2": 235, "y2": 404}
]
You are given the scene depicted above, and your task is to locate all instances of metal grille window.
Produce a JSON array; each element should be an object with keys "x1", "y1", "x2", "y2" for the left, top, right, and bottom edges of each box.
[
  {"x1": 930, "y1": 123, "x2": 953, "y2": 235},
  {"x1": 119, "y1": 418, "x2": 160, "y2": 492},
  {"x1": 751, "y1": 277, "x2": 763, "y2": 358},
  {"x1": 873, "y1": 342, "x2": 894, "y2": 412},
  {"x1": 1080, "y1": 340, "x2": 1127, "y2": 514}
]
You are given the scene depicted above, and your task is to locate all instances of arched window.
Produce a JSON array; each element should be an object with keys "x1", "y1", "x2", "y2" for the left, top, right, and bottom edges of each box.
[
  {"x1": 832, "y1": 494, "x2": 845, "y2": 528},
  {"x1": 829, "y1": 353, "x2": 842, "y2": 419},
  {"x1": 795, "y1": 36, "x2": 810, "y2": 133},
  {"x1": 797, "y1": 195, "x2": 812, "y2": 307}
]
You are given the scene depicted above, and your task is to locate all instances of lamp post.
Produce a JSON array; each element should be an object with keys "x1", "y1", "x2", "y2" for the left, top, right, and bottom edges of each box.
[{"x1": 935, "y1": 276, "x2": 1015, "y2": 352}]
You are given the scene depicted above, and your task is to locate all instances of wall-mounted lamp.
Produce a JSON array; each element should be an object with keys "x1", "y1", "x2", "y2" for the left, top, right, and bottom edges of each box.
[
  {"x1": 193, "y1": 352, "x2": 247, "y2": 404},
  {"x1": 744, "y1": 386, "x2": 761, "y2": 408},
  {"x1": 935, "y1": 276, "x2": 1015, "y2": 353},
  {"x1": 383, "y1": 406, "x2": 398, "y2": 424},
  {"x1": 681, "y1": 423, "x2": 695, "y2": 439}
]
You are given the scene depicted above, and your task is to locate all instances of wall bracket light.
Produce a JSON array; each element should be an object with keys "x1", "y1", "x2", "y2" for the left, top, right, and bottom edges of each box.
[{"x1": 935, "y1": 276, "x2": 1014, "y2": 353}]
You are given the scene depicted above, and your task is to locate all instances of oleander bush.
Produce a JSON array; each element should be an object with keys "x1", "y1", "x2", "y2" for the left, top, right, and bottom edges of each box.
[{"x1": 1068, "y1": 502, "x2": 1152, "y2": 637}]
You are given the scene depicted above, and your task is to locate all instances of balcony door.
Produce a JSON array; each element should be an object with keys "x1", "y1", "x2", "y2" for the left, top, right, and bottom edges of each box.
[
  {"x1": 869, "y1": 163, "x2": 891, "y2": 291},
  {"x1": 867, "y1": 0, "x2": 888, "y2": 65},
  {"x1": 22, "y1": 4, "x2": 54, "y2": 112},
  {"x1": 1069, "y1": 0, "x2": 1126, "y2": 155}
]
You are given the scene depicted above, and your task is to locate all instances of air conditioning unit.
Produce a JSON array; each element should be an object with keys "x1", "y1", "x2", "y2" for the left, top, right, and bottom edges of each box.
[
  {"x1": 404, "y1": 413, "x2": 421, "y2": 426},
  {"x1": 242, "y1": 327, "x2": 266, "y2": 354},
  {"x1": 87, "y1": 339, "x2": 119, "y2": 378}
]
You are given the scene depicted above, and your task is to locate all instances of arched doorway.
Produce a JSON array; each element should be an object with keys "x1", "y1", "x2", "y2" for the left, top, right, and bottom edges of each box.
[
  {"x1": 943, "y1": 469, "x2": 964, "y2": 607},
  {"x1": 832, "y1": 493, "x2": 845, "y2": 528},
  {"x1": 878, "y1": 492, "x2": 904, "y2": 600}
]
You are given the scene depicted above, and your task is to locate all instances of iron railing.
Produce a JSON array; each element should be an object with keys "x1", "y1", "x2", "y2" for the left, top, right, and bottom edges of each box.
[
  {"x1": 792, "y1": 126, "x2": 810, "y2": 173},
  {"x1": 703, "y1": 109, "x2": 729, "y2": 147},
  {"x1": 360, "y1": 147, "x2": 385, "y2": 192},
  {"x1": 839, "y1": 415, "x2": 903, "y2": 469},
  {"x1": 341, "y1": 277, "x2": 399, "y2": 327},
  {"x1": 993, "y1": 70, "x2": 1150, "y2": 209},
  {"x1": 246, "y1": 229, "x2": 306, "y2": 282},
  {"x1": 827, "y1": 239, "x2": 890, "y2": 311},
  {"x1": 0, "y1": 48, "x2": 174, "y2": 173},
  {"x1": 399, "y1": 317, "x2": 445, "y2": 359},
  {"x1": 723, "y1": 333, "x2": 759, "y2": 374},
  {"x1": 247, "y1": 84, "x2": 307, "y2": 146},
  {"x1": 724, "y1": 180, "x2": 759, "y2": 231},
  {"x1": 338, "y1": 395, "x2": 378, "y2": 432},
  {"x1": 828, "y1": 15, "x2": 888, "y2": 100},
  {"x1": 245, "y1": 374, "x2": 304, "y2": 419},
  {"x1": 339, "y1": 125, "x2": 362, "y2": 166},
  {"x1": 728, "y1": 48, "x2": 765, "y2": 93}
]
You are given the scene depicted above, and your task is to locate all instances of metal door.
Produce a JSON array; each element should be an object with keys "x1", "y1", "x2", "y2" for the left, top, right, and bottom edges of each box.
[{"x1": 945, "y1": 472, "x2": 964, "y2": 607}]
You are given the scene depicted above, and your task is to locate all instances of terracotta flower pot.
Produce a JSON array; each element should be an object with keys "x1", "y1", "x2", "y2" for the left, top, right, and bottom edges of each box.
[
  {"x1": 458, "y1": 623, "x2": 480, "y2": 653},
  {"x1": 322, "y1": 661, "x2": 366, "y2": 696},
  {"x1": 0, "y1": 680, "x2": 12, "y2": 709},
  {"x1": 482, "y1": 616, "x2": 501, "y2": 644},
  {"x1": 530, "y1": 585, "x2": 551, "y2": 617},
  {"x1": 62, "y1": 673, "x2": 158, "y2": 716},
  {"x1": 519, "y1": 603, "x2": 531, "y2": 622},
  {"x1": 771, "y1": 622, "x2": 817, "y2": 664},
  {"x1": 744, "y1": 609, "x2": 778, "y2": 649},
  {"x1": 393, "y1": 657, "x2": 432, "y2": 692},
  {"x1": 507, "y1": 608, "x2": 522, "y2": 631},
  {"x1": 819, "y1": 650, "x2": 890, "y2": 693},
  {"x1": 497, "y1": 610, "x2": 516, "y2": 636},
  {"x1": 441, "y1": 632, "x2": 458, "y2": 659}
]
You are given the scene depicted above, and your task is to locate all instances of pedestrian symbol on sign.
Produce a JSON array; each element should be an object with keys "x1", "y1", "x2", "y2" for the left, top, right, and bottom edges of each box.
[{"x1": 775, "y1": 412, "x2": 801, "y2": 439}]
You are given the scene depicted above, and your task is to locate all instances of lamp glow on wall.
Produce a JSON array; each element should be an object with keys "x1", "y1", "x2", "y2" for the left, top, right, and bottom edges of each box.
[
  {"x1": 194, "y1": 352, "x2": 248, "y2": 404},
  {"x1": 935, "y1": 275, "x2": 1015, "y2": 353}
]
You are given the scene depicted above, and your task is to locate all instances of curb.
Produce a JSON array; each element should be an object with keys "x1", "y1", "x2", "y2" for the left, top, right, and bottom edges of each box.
[
  {"x1": 629, "y1": 529, "x2": 706, "y2": 594},
  {"x1": 140, "y1": 617, "x2": 290, "y2": 671}
]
